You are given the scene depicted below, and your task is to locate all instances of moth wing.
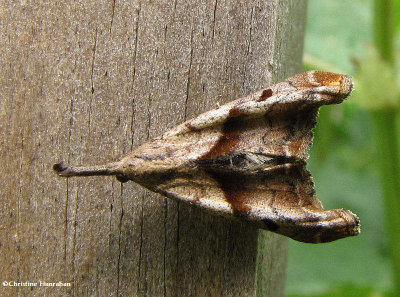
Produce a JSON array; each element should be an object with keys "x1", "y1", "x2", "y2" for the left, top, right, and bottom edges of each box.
[
  {"x1": 146, "y1": 164, "x2": 359, "y2": 243},
  {"x1": 54, "y1": 71, "x2": 357, "y2": 243},
  {"x1": 128, "y1": 71, "x2": 353, "y2": 169},
  {"x1": 118, "y1": 71, "x2": 358, "y2": 243}
]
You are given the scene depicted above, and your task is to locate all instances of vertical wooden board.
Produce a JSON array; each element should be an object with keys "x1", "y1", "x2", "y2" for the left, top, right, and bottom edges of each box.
[
  {"x1": 0, "y1": 0, "x2": 307, "y2": 296},
  {"x1": 0, "y1": 2, "x2": 78, "y2": 296}
]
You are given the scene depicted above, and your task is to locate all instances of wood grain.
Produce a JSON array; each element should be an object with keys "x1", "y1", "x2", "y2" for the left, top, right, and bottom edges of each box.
[{"x1": 0, "y1": 0, "x2": 307, "y2": 296}]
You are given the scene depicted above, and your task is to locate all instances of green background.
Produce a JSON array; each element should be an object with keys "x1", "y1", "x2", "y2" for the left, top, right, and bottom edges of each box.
[{"x1": 285, "y1": 0, "x2": 398, "y2": 296}]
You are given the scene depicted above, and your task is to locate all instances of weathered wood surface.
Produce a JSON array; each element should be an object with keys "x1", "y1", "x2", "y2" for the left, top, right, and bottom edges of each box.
[{"x1": 0, "y1": 0, "x2": 307, "y2": 296}]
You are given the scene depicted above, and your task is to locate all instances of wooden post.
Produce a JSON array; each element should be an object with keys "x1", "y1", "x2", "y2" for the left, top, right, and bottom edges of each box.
[{"x1": 0, "y1": 1, "x2": 307, "y2": 296}]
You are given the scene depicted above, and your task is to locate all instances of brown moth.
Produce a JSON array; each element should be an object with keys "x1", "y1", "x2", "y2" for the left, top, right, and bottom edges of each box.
[{"x1": 54, "y1": 71, "x2": 360, "y2": 243}]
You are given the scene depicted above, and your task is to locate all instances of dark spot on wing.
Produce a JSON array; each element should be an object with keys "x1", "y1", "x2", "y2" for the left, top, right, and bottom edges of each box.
[
  {"x1": 229, "y1": 106, "x2": 245, "y2": 117},
  {"x1": 205, "y1": 170, "x2": 251, "y2": 216},
  {"x1": 200, "y1": 107, "x2": 245, "y2": 159},
  {"x1": 257, "y1": 88, "x2": 273, "y2": 102},
  {"x1": 231, "y1": 153, "x2": 248, "y2": 168},
  {"x1": 225, "y1": 189, "x2": 250, "y2": 215},
  {"x1": 195, "y1": 153, "x2": 249, "y2": 171},
  {"x1": 263, "y1": 218, "x2": 279, "y2": 231},
  {"x1": 185, "y1": 121, "x2": 198, "y2": 131},
  {"x1": 116, "y1": 174, "x2": 129, "y2": 183},
  {"x1": 197, "y1": 155, "x2": 232, "y2": 167}
]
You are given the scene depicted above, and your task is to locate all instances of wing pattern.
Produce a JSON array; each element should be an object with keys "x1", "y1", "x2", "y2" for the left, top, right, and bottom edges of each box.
[{"x1": 54, "y1": 71, "x2": 360, "y2": 243}]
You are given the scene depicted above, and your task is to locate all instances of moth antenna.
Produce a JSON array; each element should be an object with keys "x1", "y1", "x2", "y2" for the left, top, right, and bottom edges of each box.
[{"x1": 53, "y1": 162, "x2": 123, "y2": 177}]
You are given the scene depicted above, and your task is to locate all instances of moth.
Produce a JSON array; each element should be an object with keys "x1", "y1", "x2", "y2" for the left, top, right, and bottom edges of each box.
[{"x1": 54, "y1": 71, "x2": 360, "y2": 243}]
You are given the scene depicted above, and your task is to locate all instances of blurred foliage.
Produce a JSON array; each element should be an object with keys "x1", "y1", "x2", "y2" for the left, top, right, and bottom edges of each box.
[
  {"x1": 285, "y1": 0, "x2": 400, "y2": 296},
  {"x1": 288, "y1": 283, "x2": 395, "y2": 297},
  {"x1": 352, "y1": 45, "x2": 399, "y2": 111}
]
